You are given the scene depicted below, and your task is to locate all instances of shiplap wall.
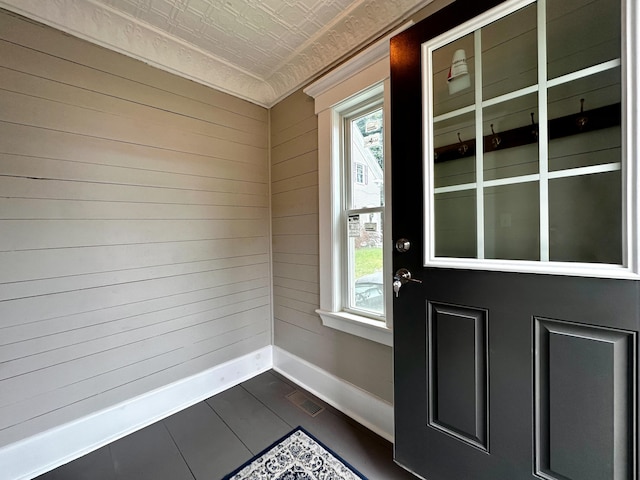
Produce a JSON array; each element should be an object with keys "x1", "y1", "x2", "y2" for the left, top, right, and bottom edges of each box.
[
  {"x1": 0, "y1": 10, "x2": 271, "y2": 448},
  {"x1": 270, "y1": 89, "x2": 394, "y2": 403}
]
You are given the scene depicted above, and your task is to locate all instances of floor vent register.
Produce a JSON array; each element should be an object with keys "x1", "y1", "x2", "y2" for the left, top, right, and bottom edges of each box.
[{"x1": 285, "y1": 390, "x2": 325, "y2": 417}]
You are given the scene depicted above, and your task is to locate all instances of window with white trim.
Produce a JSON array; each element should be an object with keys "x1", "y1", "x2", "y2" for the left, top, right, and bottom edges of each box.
[
  {"x1": 304, "y1": 29, "x2": 401, "y2": 346},
  {"x1": 422, "y1": 0, "x2": 639, "y2": 279}
]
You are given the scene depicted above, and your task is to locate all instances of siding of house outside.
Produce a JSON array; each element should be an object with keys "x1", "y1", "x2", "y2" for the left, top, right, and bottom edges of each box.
[{"x1": 0, "y1": 10, "x2": 271, "y2": 449}]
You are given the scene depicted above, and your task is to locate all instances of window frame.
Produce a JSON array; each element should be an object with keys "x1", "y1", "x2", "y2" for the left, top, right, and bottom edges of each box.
[
  {"x1": 342, "y1": 99, "x2": 386, "y2": 320},
  {"x1": 421, "y1": 0, "x2": 640, "y2": 280},
  {"x1": 304, "y1": 30, "x2": 401, "y2": 347}
]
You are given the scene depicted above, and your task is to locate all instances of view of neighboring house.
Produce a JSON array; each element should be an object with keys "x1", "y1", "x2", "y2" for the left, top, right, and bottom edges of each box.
[{"x1": 351, "y1": 125, "x2": 384, "y2": 212}]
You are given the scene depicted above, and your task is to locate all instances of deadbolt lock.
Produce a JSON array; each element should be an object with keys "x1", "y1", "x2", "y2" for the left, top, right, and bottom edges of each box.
[{"x1": 395, "y1": 238, "x2": 411, "y2": 253}]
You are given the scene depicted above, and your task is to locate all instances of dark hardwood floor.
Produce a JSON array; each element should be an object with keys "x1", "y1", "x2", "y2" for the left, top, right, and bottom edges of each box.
[{"x1": 36, "y1": 370, "x2": 416, "y2": 479}]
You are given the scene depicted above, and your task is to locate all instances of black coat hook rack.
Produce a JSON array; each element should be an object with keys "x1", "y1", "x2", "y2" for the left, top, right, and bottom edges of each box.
[{"x1": 433, "y1": 102, "x2": 620, "y2": 163}]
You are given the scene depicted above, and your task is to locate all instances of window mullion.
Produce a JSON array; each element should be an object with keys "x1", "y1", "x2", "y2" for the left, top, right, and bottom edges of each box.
[
  {"x1": 474, "y1": 29, "x2": 485, "y2": 259},
  {"x1": 537, "y1": 0, "x2": 550, "y2": 262}
]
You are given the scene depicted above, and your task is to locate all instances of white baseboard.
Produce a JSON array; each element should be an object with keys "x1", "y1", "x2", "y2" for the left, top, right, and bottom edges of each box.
[
  {"x1": 2, "y1": 345, "x2": 394, "y2": 480},
  {"x1": 0, "y1": 346, "x2": 273, "y2": 480},
  {"x1": 272, "y1": 346, "x2": 394, "y2": 442}
]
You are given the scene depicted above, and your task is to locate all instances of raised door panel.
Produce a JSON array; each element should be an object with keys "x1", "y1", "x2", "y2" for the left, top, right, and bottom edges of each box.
[
  {"x1": 428, "y1": 303, "x2": 488, "y2": 450},
  {"x1": 535, "y1": 318, "x2": 636, "y2": 480}
]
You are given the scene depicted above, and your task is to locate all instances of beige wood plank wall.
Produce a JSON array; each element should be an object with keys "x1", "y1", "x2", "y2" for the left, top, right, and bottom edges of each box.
[
  {"x1": 0, "y1": 10, "x2": 271, "y2": 447},
  {"x1": 270, "y1": 90, "x2": 394, "y2": 404}
]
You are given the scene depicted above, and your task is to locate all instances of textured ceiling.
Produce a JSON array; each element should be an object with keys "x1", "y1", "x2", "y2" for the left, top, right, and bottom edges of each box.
[{"x1": 0, "y1": 0, "x2": 431, "y2": 106}]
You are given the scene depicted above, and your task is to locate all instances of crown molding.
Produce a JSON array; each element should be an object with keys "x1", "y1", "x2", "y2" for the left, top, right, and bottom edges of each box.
[
  {"x1": 0, "y1": 0, "x2": 275, "y2": 106},
  {"x1": 304, "y1": 21, "x2": 413, "y2": 103},
  {"x1": 0, "y1": 0, "x2": 431, "y2": 107}
]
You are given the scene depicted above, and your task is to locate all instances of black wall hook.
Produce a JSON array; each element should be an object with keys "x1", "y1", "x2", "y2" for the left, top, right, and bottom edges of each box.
[
  {"x1": 490, "y1": 124, "x2": 501, "y2": 149},
  {"x1": 576, "y1": 98, "x2": 588, "y2": 130},
  {"x1": 457, "y1": 132, "x2": 469, "y2": 155}
]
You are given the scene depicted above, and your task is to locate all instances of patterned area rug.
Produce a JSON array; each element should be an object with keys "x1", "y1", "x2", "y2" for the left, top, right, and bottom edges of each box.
[{"x1": 222, "y1": 426, "x2": 368, "y2": 479}]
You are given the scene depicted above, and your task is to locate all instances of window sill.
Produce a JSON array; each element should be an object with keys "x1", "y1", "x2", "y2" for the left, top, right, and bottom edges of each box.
[{"x1": 316, "y1": 309, "x2": 393, "y2": 347}]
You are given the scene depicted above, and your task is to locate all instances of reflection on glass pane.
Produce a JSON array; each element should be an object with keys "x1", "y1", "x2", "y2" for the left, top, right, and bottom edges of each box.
[
  {"x1": 549, "y1": 173, "x2": 621, "y2": 264},
  {"x1": 482, "y1": 4, "x2": 537, "y2": 100},
  {"x1": 434, "y1": 191, "x2": 476, "y2": 258},
  {"x1": 483, "y1": 93, "x2": 539, "y2": 181},
  {"x1": 549, "y1": 127, "x2": 621, "y2": 171},
  {"x1": 350, "y1": 108, "x2": 384, "y2": 209},
  {"x1": 548, "y1": 68, "x2": 620, "y2": 119},
  {"x1": 432, "y1": 33, "x2": 475, "y2": 117},
  {"x1": 434, "y1": 112, "x2": 476, "y2": 188},
  {"x1": 547, "y1": 0, "x2": 620, "y2": 79},
  {"x1": 348, "y1": 211, "x2": 384, "y2": 315},
  {"x1": 484, "y1": 182, "x2": 540, "y2": 260},
  {"x1": 548, "y1": 68, "x2": 621, "y2": 171}
]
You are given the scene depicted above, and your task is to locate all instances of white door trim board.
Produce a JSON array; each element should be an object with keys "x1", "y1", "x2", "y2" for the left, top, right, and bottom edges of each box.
[
  {"x1": 0, "y1": 346, "x2": 273, "y2": 480},
  {"x1": 272, "y1": 346, "x2": 394, "y2": 442}
]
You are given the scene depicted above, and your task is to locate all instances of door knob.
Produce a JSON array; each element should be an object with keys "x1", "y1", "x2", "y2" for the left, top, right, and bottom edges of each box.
[{"x1": 393, "y1": 268, "x2": 422, "y2": 297}]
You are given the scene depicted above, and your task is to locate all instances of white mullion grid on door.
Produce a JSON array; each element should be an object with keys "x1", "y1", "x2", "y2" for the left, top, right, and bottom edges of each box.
[
  {"x1": 547, "y1": 59, "x2": 622, "y2": 89},
  {"x1": 433, "y1": 105, "x2": 476, "y2": 124},
  {"x1": 623, "y1": 0, "x2": 640, "y2": 274},
  {"x1": 423, "y1": 42, "x2": 436, "y2": 262},
  {"x1": 434, "y1": 164, "x2": 622, "y2": 196},
  {"x1": 537, "y1": 0, "x2": 550, "y2": 261},
  {"x1": 474, "y1": 30, "x2": 485, "y2": 259},
  {"x1": 434, "y1": 182, "x2": 477, "y2": 194},
  {"x1": 434, "y1": 83, "x2": 545, "y2": 132},
  {"x1": 548, "y1": 162, "x2": 621, "y2": 179},
  {"x1": 482, "y1": 84, "x2": 539, "y2": 108}
]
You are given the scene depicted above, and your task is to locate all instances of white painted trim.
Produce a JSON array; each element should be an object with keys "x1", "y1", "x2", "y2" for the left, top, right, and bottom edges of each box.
[
  {"x1": 474, "y1": 30, "x2": 486, "y2": 259},
  {"x1": 623, "y1": 0, "x2": 640, "y2": 274},
  {"x1": 304, "y1": 22, "x2": 413, "y2": 112},
  {"x1": 0, "y1": 347, "x2": 273, "y2": 480},
  {"x1": 537, "y1": 0, "x2": 550, "y2": 262},
  {"x1": 547, "y1": 59, "x2": 622, "y2": 89},
  {"x1": 482, "y1": 84, "x2": 540, "y2": 108},
  {"x1": 309, "y1": 58, "x2": 390, "y2": 115},
  {"x1": 272, "y1": 347, "x2": 394, "y2": 443},
  {"x1": 306, "y1": 26, "x2": 395, "y2": 342},
  {"x1": 423, "y1": 257, "x2": 639, "y2": 280},
  {"x1": 426, "y1": 0, "x2": 536, "y2": 52},
  {"x1": 316, "y1": 309, "x2": 393, "y2": 347}
]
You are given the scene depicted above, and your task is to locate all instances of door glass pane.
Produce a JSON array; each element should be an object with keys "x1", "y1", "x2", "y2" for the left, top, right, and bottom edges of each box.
[
  {"x1": 348, "y1": 211, "x2": 384, "y2": 315},
  {"x1": 549, "y1": 172, "x2": 622, "y2": 264},
  {"x1": 432, "y1": 33, "x2": 475, "y2": 117},
  {"x1": 484, "y1": 182, "x2": 540, "y2": 261},
  {"x1": 547, "y1": 0, "x2": 620, "y2": 80},
  {"x1": 434, "y1": 190, "x2": 477, "y2": 258},
  {"x1": 425, "y1": 0, "x2": 624, "y2": 271},
  {"x1": 483, "y1": 93, "x2": 539, "y2": 181},
  {"x1": 548, "y1": 68, "x2": 621, "y2": 172},
  {"x1": 434, "y1": 112, "x2": 476, "y2": 188},
  {"x1": 350, "y1": 108, "x2": 384, "y2": 209},
  {"x1": 482, "y1": 3, "x2": 537, "y2": 100}
]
